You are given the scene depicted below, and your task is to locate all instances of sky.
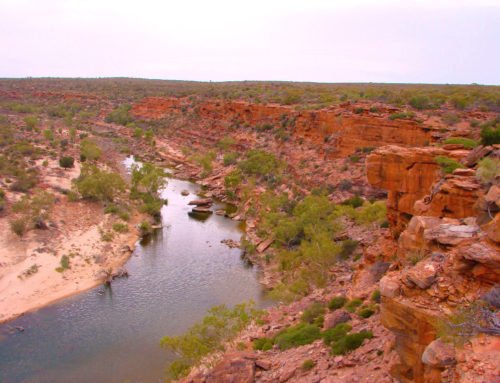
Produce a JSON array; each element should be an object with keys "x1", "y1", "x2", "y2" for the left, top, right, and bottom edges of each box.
[{"x1": 0, "y1": 0, "x2": 499, "y2": 84}]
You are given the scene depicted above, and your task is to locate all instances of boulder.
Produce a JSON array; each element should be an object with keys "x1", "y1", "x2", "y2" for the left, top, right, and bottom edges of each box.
[
  {"x1": 323, "y1": 310, "x2": 351, "y2": 330},
  {"x1": 379, "y1": 275, "x2": 401, "y2": 298},
  {"x1": 424, "y1": 222, "x2": 479, "y2": 246},
  {"x1": 482, "y1": 214, "x2": 500, "y2": 243},
  {"x1": 256, "y1": 238, "x2": 274, "y2": 253},
  {"x1": 458, "y1": 241, "x2": 500, "y2": 268},
  {"x1": 188, "y1": 198, "x2": 213, "y2": 206},
  {"x1": 406, "y1": 262, "x2": 437, "y2": 289},
  {"x1": 202, "y1": 352, "x2": 256, "y2": 383},
  {"x1": 464, "y1": 145, "x2": 493, "y2": 167},
  {"x1": 421, "y1": 339, "x2": 456, "y2": 368}
]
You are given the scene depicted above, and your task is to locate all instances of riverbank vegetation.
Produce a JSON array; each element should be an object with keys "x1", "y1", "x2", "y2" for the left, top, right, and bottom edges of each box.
[{"x1": 160, "y1": 302, "x2": 263, "y2": 381}]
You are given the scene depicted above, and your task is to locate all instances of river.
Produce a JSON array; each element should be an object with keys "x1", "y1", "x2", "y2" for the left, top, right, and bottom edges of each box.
[{"x1": 0, "y1": 159, "x2": 268, "y2": 383}]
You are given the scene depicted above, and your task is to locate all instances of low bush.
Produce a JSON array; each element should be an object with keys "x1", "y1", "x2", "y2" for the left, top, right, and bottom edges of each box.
[
  {"x1": 331, "y1": 330, "x2": 373, "y2": 355},
  {"x1": 358, "y1": 307, "x2": 375, "y2": 318},
  {"x1": 274, "y1": 323, "x2": 322, "y2": 350},
  {"x1": 328, "y1": 296, "x2": 347, "y2": 311},
  {"x1": 344, "y1": 299, "x2": 363, "y2": 313},
  {"x1": 371, "y1": 290, "x2": 381, "y2": 303},
  {"x1": 389, "y1": 112, "x2": 414, "y2": 120},
  {"x1": 480, "y1": 118, "x2": 500, "y2": 145},
  {"x1": 74, "y1": 164, "x2": 126, "y2": 202},
  {"x1": 302, "y1": 359, "x2": 316, "y2": 371},
  {"x1": 341, "y1": 195, "x2": 363, "y2": 208},
  {"x1": 59, "y1": 156, "x2": 74, "y2": 168},
  {"x1": 161, "y1": 302, "x2": 262, "y2": 380},
  {"x1": 476, "y1": 157, "x2": 499, "y2": 184},
  {"x1": 253, "y1": 337, "x2": 273, "y2": 351},
  {"x1": 55, "y1": 255, "x2": 71, "y2": 272},
  {"x1": 105, "y1": 104, "x2": 133, "y2": 126},
  {"x1": 138, "y1": 220, "x2": 153, "y2": 236},
  {"x1": 443, "y1": 137, "x2": 479, "y2": 149},
  {"x1": 223, "y1": 152, "x2": 238, "y2": 166},
  {"x1": 112, "y1": 222, "x2": 128, "y2": 233},
  {"x1": 10, "y1": 217, "x2": 27, "y2": 237},
  {"x1": 339, "y1": 239, "x2": 359, "y2": 259},
  {"x1": 80, "y1": 139, "x2": 101, "y2": 162},
  {"x1": 354, "y1": 201, "x2": 387, "y2": 225},
  {"x1": 435, "y1": 156, "x2": 464, "y2": 174},
  {"x1": 301, "y1": 302, "x2": 325, "y2": 326},
  {"x1": 322, "y1": 323, "x2": 352, "y2": 346}
]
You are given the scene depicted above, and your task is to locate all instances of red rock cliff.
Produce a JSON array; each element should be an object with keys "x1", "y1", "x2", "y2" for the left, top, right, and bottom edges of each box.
[{"x1": 131, "y1": 97, "x2": 436, "y2": 156}]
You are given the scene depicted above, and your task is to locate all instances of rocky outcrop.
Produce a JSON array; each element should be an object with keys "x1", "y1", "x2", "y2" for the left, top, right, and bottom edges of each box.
[
  {"x1": 131, "y1": 97, "x2": 436, "y2": 157},
  {"x1": 367, "y1": 146, "x2": 480, "y2": 235}
]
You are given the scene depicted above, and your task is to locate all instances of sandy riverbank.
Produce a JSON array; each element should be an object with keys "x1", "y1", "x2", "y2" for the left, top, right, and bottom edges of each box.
[{"x1": 0, "y1": 159, "x2": 143, "y2": 324}]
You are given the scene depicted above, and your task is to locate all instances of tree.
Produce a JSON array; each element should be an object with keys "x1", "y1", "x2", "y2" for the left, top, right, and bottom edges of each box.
[
  {"x1": 80, "y1": 139, "x2": 102, "y2": 162},
  {"x1": 74, "y1": 164, "x2": 126, "y2": 201},
  {"x1": 131, "y1": 163, "x2": 167, "y2": 195}
]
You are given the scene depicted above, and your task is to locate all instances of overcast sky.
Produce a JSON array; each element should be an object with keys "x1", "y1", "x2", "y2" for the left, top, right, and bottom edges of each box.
[{"x1": 0, "y1": 0, "x2": 498, "y2": 84}]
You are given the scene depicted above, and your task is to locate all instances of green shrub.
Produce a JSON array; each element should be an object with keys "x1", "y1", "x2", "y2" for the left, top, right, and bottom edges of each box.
[
  {"x1": 253, "y1": 337, "x2": 273, "y2": 351},
  {"x1": 331, "y1": 331, "x2": 373, "y2": 355},
  {"x1": 476, "y1": 157, "x2": 499, "y2": 184},
  {"x1": 342, "y1": 195, "x2": 363, "y2": 208},
  {"x1": 443, "y1": 137, "x2": 479, "y2": 149},
  {"x1": 131, "y1": 163, "x2": 167, "y2": 195},
  {"x1": 371, "y1": 290, "x2": 381, "y2": 303},
  {"x1": 389, "y1": 112, "x2": 414, "y2": 120},
  {"x1": 435, "y1": 156, "x2": 464, "y2": 174},
  {"x1": 274, "y1": 323, "x2": 322, "y2": 350},
  {"x1": 74, "y1": 164, "x2": 126, "y2": 201},
  {"x1": 223, "y1": 152, "x2": 238, "y2": 166},
  {"x1": 322, "y1": 323, "x2": 352, "y2": 345},
  {"x1": 355, "y1": 201, "x2": 387, "y2": 225},
  {"x1": 349, "y1": 155, "x2": 360, "y2": 163},
  {"x1": 161, "y1": 302, "x2": 262, "y2": 380},
  {"x1": 302, "y1": 359, "x2": 316, "y2": 371},
  {"x1": 133, "y1": 127, "x2": 144, "y2": 138},
  {"x1": 339, "y1": 239, "x2": 359, "y2": 259},
  {"x1": 24, "y1": 115, "x2": 38, "y2": 130},
  {"x1": 56, "y1": 255, "x2": 71, "y2": 272},
  {"x1": 238, "y1": 149, "x2": 282, "y2": 180},
  {"x1": 328, "y1": 296, "x2": 347, "y2": 311},
  {"x1": 480, "y1": 119, "x2": 500, "y2": 145},
  {"x1": 59, "y1": 156, "x2": 74, "y2": 168},
  {"x1": 344, "y1": 299, "x2": 363, "y2": 313},
  {"x1": 409, "y1": 96, "x2": 431, "y2": 110},
  {"x1": 224, "y1": 170, "x2": 242, "y2": 189},
  {"x1": 112, "y1": 223, "x2": 128, "y2": 233},
  {"x1": 105, "y1": 104, "x2": 133, "y2": 126},
  {"x1": 217, "y1": 136, "x2": 236, "y2": 150},
  {"x1": 10, "y1": 218, "x2": 27, "y2": 237},
  {"x1": 301, "y1": 302, "x2": 325, "y2": 325},
  {"x1": 358, "y1": 307, "x2": 375, "y2": 318},
  {"x1": 43, "y1": 129, "x2": 54, "y2": 141},
  {"x1": 80, "y1": 139, "x2": 101, "y2": 161},
  {"x1": 138, "y1": 220, "x2": 153, "y2": 236}
]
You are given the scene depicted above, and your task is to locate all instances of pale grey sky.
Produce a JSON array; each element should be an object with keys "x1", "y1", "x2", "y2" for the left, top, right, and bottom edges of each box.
[{"x1": 1, "y1": 0, "x2": 499, "y2": 84}]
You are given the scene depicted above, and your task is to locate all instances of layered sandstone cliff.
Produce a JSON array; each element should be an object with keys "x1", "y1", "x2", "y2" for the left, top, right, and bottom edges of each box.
[
  {"x1": 131, "y1": 97, "x2": 436, "y2": 157},
  {"x1": 367, "y1": 144, "x2": 499, "y2": 383}
]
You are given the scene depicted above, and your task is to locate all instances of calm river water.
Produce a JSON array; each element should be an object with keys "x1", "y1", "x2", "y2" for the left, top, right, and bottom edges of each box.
[{"x1": 0, "y1": 159, "x2": 268, "y2": 383}]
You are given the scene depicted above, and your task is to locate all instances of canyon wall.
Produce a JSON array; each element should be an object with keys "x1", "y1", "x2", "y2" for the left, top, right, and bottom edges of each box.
[
  {"x1": 131, "y1": 97, "x2": 436, "y2": 157},
  {"x1": 368, "y1": 145, "x2": 499, "y2": 383}
]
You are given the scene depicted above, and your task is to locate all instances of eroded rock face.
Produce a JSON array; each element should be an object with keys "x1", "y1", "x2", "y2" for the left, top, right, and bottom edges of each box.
[
  {"x1": 380, "y1": 296, "x2": 439, "y2": 383},
  {"x1": 366, "y1": 146, "x2": 444, "y2": 234},
  {"x1": 366, "y1": 146, "x2": 482, "y2": 235},
  {"x1": 131, "y1": 97, "x2": 435, "y2": 157}
]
